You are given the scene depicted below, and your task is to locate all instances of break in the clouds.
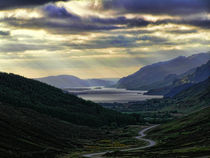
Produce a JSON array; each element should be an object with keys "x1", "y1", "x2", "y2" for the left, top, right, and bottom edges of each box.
[{"x1": 0, "y1": 0, "x2": 210, "y2": 78}]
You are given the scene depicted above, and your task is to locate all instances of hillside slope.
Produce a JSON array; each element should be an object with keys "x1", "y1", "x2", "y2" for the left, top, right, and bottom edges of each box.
[
  {"x1": 116, "y1": 52, "x2": 210, "y2": 90},
  {"x1": 146, "y1": 60, "x2": 210, "y2": 97},
  {"x1": 0, "y1": 104, "x2": 100, "y2": 158},
  {"x1": 0, "y1": 72, "x2": 136, "y2": 127},
  {"x1": 153, "y1": 77, "x2": 210, "y2": 113},
  {"x1": 174, "y1": 59, "x2": 210, "y2": 85},
  {"x1": 0, "y1": 72, "x2": 139, "y2": 158},
  {"x1": 165, "y1": 60, "x2": 210, "y2": 97},
  {"x1": 107, "y1": 107, "x2": 210, "y2": 157},
  {"x1": 112, "y1": 77, "x2": 210, "y2": 114},
  {"x1": 143, "y1": 107, "x2": 210, "y2": 157}
]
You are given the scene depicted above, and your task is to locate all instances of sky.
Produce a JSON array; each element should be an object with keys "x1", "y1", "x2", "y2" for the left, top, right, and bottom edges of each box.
[{"x1": 0, "y1": 0, "x2": 210, "y2": 78}]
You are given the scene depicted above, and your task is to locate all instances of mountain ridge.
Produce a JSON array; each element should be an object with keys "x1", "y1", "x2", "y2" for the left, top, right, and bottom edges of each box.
[
  {"x1": 35, "y1": 75, "x2": 117, "y2": 88},
  {"x1": 116, "y1": 52, "x2": 210, "y2": 90},
  {"x1": 146, "y1": 60, "x2": 210, "y2": 97}
]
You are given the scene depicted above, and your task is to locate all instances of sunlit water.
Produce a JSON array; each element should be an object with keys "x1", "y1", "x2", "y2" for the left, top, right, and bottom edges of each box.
[{"x1": 65, "y1": 87, "x2": 163, "y2": 103}]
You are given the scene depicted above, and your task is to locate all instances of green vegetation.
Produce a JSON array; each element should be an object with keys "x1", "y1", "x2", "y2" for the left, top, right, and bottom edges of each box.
[
  {"x1": 0, "y1": 72, "x2": 136, "y2": 127},
  {"x1": 146, "y1": 60, "x2": 210, "y2": 97},
  {"x1": 105, "y1": 107, "x2": 210, "y2": 157},
  {"x1": 0, "y1": 103, "x2": 146, "y2": 158},
  {"x1": 0, "y1": 104, "x2": 101, "y2": 158},
  {"x1": 97, "y1": 78, "x2": 210, "y2": 157},
  {"x1": 0, "y1": 72, "x2": 209, "y2": 158},
  {"x1": 145, "y1": 107, "x2": 210, "y2": 157},
  {"x1": 61, "y1": 125, "x2": 147, "y2": 158},
  {"x1": 102, "y1": 100, "x2": 176, "y2": 124},
  {"x1": 166, "y1": 77, "x2": 210, "y2": 112},
  {"x1": 104, "y1": 78, "x2": 210, "y2": 115},
  {"x1": 0, "y1": 72, "x2": 140, "y2": 158}
]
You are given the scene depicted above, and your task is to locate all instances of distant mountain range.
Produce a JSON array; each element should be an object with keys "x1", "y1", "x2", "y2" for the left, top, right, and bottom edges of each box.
[
  {"x1": 35, "y1": 75, "x2": 118, "y2": 88},
  {"x1": 146, "y1": 60, "x2": 210, "y2": 97},
  {"x1": 116, "y1": 52, "x2": 210, "y2": 90}
]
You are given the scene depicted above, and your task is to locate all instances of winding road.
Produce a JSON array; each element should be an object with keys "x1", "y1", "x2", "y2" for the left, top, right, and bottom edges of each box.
[{"x1": 82, "y1": 125, "x2": 159, "y2": 158}]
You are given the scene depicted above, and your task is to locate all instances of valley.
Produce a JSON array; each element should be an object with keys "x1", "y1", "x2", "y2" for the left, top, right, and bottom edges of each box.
[
  {"x1": 82, "y1": 125, "x2": 158, "y2": 158},
  {"x1": 105, "y1": 106, "x2": 210, "y2": 158},
  {"x1": 0, "y1": 53, "x2": 209, "y2": 158},
  {"x1": 1, "y1": 0, "x2": 210, "y2": 157}
]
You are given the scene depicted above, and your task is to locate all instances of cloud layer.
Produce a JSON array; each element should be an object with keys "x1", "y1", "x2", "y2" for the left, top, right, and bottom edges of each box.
[
  {"x1": 0, "y1": 0, "x2": 209, "y2": 78},
  {"x1": 0, "y1": 0, "x2": 67, "y2": 10},
  {"x1": 101, "y1": 0, "x2": 210, "y2": 15}
]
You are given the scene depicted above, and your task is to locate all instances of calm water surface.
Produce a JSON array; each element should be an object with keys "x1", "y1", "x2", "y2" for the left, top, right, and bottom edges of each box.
[{"x1": 66, "y1": 87, "x2": 163, "y2": 103}]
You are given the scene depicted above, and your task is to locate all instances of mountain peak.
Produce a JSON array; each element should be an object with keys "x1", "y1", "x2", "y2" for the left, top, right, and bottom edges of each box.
[{"x1": 116, "y1": 52, "x2": 210, "y2": 90}]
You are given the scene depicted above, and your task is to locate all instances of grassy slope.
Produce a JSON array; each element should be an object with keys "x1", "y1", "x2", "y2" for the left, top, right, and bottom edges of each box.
[
  {"x1": 143, "y1": 107, "x2": 210, "y2": 157},
  {"x1": 0, "y1": 72, "x2": 136, "y2": 127},
  {"x1": 0, "y1": 72, "x2": 138, "y2": 158},
  {"x1": 145, "y1": 60, "x2": 210, "y2": 96},
  {"x1": 164, "y1": 77, "x2": 210, "y2": 112},
  {"x1": 106, "y1": 107, "x2": 210, "y2": 158},
  {"x1": 113, "y1": 78, "x2": 210, "y2": 114},
  {"x1": 0, "y1": 104, "x2": 101, "y2": 158},
  {"x1": 0, "y1": 105, "x2": 145, "y2": 158},
  {"x1": 62, "y1": 125, "x2": 147, "y2": 158},
  {"x1": 103, "y1": 78, "x2": 210, "y2": 157}
]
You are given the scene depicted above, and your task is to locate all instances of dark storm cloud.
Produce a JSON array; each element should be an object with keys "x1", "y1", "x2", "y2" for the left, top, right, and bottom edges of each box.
[
  {"x1": 1, "y1": 17, "x2": 120, "y2": 34},
  {"x1": 156, "y1": 19, "x2": 210, "y2": 30},
  {"x1": 82, "y1": 35, "x2": 139, "y2": 48},
  {"x1": 0, "y1": 30, "x2": 10, "y2": 36},
  {"x1": 0, "y1": 43, "x2": 62, "y2": 52},
  {"x1": 102, "y1": 0, "x2": 210, "y2": 15},
  {"x1": 0, "y1": 0, "x2": 68, "y2": 10},
  {"x1": 0, "y1": 4, "x2": 151, "y2": 34},
  {"x1": 139, "y1": 35, "x2": 168, "y2": 43},
  {"x1": 43, "y1": 4, "x2": 80, "y2": 20},
  {"x1": 188, "y1": 19, "x2": 210, "y2": 29},
  {"x1": 91, "y1": 17, "x2": 210, "y2": 30},
  {"x1": 62, "y1": 35, "x2": 139, "y2": 49},
  {"x1": 91, "y1": 16, "x2": 150, "y2": 27},
  {"x1": 2, "y1": 4, "x2": 119, "y2": 33},
  {"x1": 3, "y1": 15, "x2": 210, "y2": 37},
  {"x1": 41, "y1": 5, "x2": 210, "y2": 32},
  {"x1": 1, "y1": 3, "x2": 210, "y2": 37},
  {"x1": 63, "y1": 35, "x2": 173, "y2": 50},
  {"x1": 166, "y1": 29, "x2": 198, "y2": 34},
  {"x1": 43, "y1": 5, "x2": 151, "y2": 27}
]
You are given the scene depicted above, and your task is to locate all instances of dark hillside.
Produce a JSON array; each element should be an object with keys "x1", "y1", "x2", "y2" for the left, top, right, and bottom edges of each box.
[
  {"x1": 143, "y1": 107, "x2": 210, "y2": 157},
  {"x1": 109, "y1": 78, "x2": 210, "y2": 115},
  {"x1": 0, "y1": 104, "x2": 100, "y2": 158},
  {"x1": 146, "y1": 60, "x2": 210, "y2": 97},
  {"x1": 107, "y1": 107, "x2": 210, "y2": 157},
  {"x1": 0, "y1": 73, "x2": 136, "y2": 127}
]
